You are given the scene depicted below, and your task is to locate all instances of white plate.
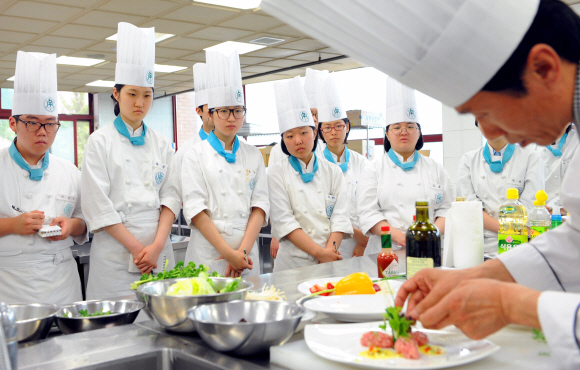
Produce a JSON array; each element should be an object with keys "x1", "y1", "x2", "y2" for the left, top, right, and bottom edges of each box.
[
  {"x1": 303, "y1": 293, "x2": 401, "y2": 322},
  {"x1": 297, "y1": 277, "x2": 403, "y2": 296},
  {"x1": 305, "y1": 321, "x2": 500, "y2": 369}
]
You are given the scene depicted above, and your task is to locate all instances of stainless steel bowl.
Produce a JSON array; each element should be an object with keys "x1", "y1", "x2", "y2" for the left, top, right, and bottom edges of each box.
[
  {"x1": 136, "y1": 277, "x2": 253, "y2": 333},
  {"x1": 55, "y1": 300, "x2": 144, "y2": 335},
  {"x1": 187, "y1": 300, "x2": 304, "y2": 355},
  {"x1": 10, "y1": 303, "x2": 58, "y2": 343}
]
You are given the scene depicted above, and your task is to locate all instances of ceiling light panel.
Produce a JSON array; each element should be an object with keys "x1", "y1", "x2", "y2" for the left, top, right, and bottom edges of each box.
[
  {"x1": 56, "y1": 56, "x2": 105, "y2": 67},
  {"x1": 193, "y1": 0, "x2": 262, "y2": 10},
  {"x1": 205, "y1": 41, "x2": 266, "y2": 55}
]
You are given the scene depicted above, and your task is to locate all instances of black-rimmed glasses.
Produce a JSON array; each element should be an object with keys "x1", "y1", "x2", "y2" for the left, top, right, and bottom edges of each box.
[
  {"x1": 15, "y1": 116, "x2": 61, "y2": 133},
  {"x1": 210, "y1": 107, "x2": 247, "y2": 120}
]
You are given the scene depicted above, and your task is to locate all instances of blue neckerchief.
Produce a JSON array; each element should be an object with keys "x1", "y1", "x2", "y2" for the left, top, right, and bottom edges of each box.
[
  {"x1": 323, "y1": 146, "x2": 350, "y2": 172},
  {"x1": 9, "y1": 140, "x2": 49, "y2": 181},
  {"x1": 207, "y1": 131, "x2": 239, "y2": 163},
  {"x1": 289, "y1": 154, "x2": 319, "y2": 183},
  {"x1": 199, "y1": 126, "x2": 209, "y2": 141},
  {"x1": 114, "y1": 115, "x2": 147, "y2": 145},
  {"x1": 546, "y1": 133, "x2": 567, "y2": 157},
  {"x1": 483, "y1": 143, "x2": 515, "y2": 173},
  {"x1": 388, "y1": 149, "x2": 419, "y2": 171}
]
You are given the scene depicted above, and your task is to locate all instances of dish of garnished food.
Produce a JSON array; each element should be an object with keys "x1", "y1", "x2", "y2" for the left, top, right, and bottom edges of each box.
[{"x1": 297, "y1": 273, "x2": 404, "y2": 296}]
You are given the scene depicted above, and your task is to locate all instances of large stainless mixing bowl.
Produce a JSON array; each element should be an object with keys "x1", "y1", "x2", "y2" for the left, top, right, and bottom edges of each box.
[
  {"x1": 55, "y1": 300, "x2": 144, "y2": 334},
  {"x1": 136, "y1": 277, "x2": 253, "y2": 333},
  {"x1": 187, "y1": 300, "x2": 304, "y2": 355},
  {"x1": 10, "y1": 303, "x2": 58, "y2": 343}
]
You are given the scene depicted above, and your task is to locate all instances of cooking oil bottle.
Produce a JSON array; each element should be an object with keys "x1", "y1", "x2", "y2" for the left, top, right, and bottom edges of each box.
[
  {"x1": 529, "y1": 190, "x2": 551, "y2": 240},
  {"x1": 498, "y1": 188, "x2": 528, "y2": 254}
]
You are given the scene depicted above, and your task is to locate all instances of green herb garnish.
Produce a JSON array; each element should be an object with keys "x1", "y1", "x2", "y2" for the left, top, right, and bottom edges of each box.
[
  {"x1": 532, "y1": 328, "x2": 547, "y2": 343},
  {"x1": 131, "y1": 260, "x2": 219, "y2": 290},
  {"x1": 78, "y1": 308, "x2": 112, "y2": 317},
  {"x1": 379, "y1": 306, "x2": 413, "y2": 341}
]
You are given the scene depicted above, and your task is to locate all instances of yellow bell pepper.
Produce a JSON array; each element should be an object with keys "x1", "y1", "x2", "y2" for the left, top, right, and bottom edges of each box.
[{"x1": 335, "y1": 272, "x2": 375, "y2": 295}]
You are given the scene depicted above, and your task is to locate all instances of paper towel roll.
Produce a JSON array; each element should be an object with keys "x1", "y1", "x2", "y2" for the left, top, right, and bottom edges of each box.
[{"x1": 451, "y1": 201, "x2": 484, "y2": 269}]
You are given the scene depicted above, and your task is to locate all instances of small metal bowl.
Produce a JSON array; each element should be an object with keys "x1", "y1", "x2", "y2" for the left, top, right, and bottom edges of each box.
[
  {"x1": 136, "y1": 277, "x2": 253, "y2": 333},
  {"x1": 55, "y1": 300, "x2": 144, "y2": 335},
  {"x1": 10, "y1": 303, "x2": 58, "y2": 343},
  {"x1": 187, "y1": 300, "x2": 304, "y2": 355}
]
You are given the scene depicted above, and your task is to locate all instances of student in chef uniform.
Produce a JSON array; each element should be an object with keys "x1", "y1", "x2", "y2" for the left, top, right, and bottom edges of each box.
[
  {"x1": 0, "y1": 51, "x2": 87, "y2": 305},
  {"x1": 357, "y1": 78, "x2": 454, "y2": 255},
  {"x1": 317, "y1": 73, "x2": 369, "y2": 258},
  {"x1": 259, "y1": 1, "x2": 580, "y2": 367},
  {"x1": 533, "y1": 123, "x2": 578, "y2": 212},
  {"x1": 181, "y1": 50, "x2": 268, "y2": 278},
  {"x1": 81, "y1": 23, "x2": 180, "y2": 299},
  {"x1": 269, "y1": 68, "x2": 328, "y2": 260},
  {"x1": 268, "y1": 76, "x2": 353, "y2": 272},
  {"x1": 457, "y1": 120, "x2": 544, "y2": 253}
]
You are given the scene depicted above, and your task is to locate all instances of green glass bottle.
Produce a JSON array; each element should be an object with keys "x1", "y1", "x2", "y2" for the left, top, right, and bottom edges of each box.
[{"x1": 406, "y1": 200, "x2": 441, "y2": 279}]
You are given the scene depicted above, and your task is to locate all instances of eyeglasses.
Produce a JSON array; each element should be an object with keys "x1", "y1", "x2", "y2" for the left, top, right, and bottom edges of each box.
[
  {"x1": 321, "y1": 124, "x2": 346, "y2": 133},
  {"x1": 311, "y1": 112, "x2": 318, "y2": 119},
  {"x1": 389, "y1": 124, "x2": 417, "y2": 135},
  {"x1": 211, "y1": 107, "x2": 247, "y2": 120},
  {"x1": 16, "y1": 117, "x2": 61, "y2": 133}
]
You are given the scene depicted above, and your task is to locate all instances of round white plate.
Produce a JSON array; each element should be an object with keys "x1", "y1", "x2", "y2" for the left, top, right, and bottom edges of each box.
[
  {"x1": 305, "y1": 321, "x2": 500, "y2": 369},
  {"x1": 303, "y1": 293, "x2": 401, "y2": 322},
  {"x1": 297, "y1": 277, "x2": 403, "y2": 296}
]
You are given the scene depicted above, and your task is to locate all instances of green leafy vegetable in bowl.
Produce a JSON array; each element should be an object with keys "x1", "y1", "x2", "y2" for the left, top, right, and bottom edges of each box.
[
  {"x1": 165, "y1": 273, "x2": 241, "y2": 296},
  {"x1": 78, "y1": 308, "x2": 112, "y2": 317},
  {"x1": 130, "y1": 260, "x2": 220, "y2": 290}
]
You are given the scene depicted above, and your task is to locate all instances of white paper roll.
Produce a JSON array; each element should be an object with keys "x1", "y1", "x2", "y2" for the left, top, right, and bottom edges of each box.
[{"x1": 451, "y1": 201, "x2": 484, "y2": 269}]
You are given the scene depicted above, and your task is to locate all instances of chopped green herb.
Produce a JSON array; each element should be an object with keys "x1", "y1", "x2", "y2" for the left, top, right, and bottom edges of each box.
[
  {"x1": 380, "y1": 306, "x2": 413, "y2": 341},
  {"x1": 532, "y1": 329, "x2": 547, "y2": 343},
  {"x1": 78, "y1": 308, "x2": 112, "y2": 317}
]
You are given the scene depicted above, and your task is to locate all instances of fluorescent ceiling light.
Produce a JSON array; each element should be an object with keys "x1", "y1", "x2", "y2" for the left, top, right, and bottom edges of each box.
[
  {"x1": 106, "y1": 32, "x2": 175, "y2": 43},
  {"x1": 7, "y1": 76, "x2": 14, "y2": 81},
  {"x1": 86, "y1": 80, "x2": 116, "y2": 87},
  {"x1": 154, "y1": 64, "x2": 187, "y2": 73},
  {"x1": 56, "y1": 56, "x2": 104, "y2": 67},
  {"x1": 205, "y1": 41, "x2": 266, "y2": 55},
  {"x1": 194, "y1": 0, "x2": 261, "y2": 9}
]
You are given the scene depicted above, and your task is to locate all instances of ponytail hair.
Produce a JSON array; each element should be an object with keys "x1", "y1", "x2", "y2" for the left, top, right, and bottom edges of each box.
[{"x1": 111, "y1": 84, "x2": 125, "y2": 116}]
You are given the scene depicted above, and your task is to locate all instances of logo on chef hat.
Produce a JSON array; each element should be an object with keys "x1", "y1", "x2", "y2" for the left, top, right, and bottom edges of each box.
[
  {"x1": 235, "y1": 90, "x2": 244, "y2": 103},
  {"x1": 332, "y1": 107, "x2": 341, "y2": 118},
  {"x1": 406, "y1": 108, "x2": 416, "y2": 120},
  {"x1": 44, "y1": 98, "x2": 56, "y2": 112},
  {"x1": 155, "y1": 171, "x2": 165, "y2": 185},
  {"x1": 299, "y1": 111, "x2": 309, "y2": 123},
  {"x1": 63, "y1": 203, "x2": 73, "y2": 218},
  {"x1": 146, "y1": 70, "x2": 154, "y2": 85}
]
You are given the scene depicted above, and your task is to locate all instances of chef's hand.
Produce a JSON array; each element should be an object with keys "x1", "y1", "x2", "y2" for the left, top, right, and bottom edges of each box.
[
  {"x1": 270, "y1": 237, "x2": 279, "y2": 259},
  {"x1": 13, "y1": 211, "x2": 44, "y2": 235},
  {"x1": 352, "y1": 243, "x2": 366, "y2": 257},
  {"x1": 134, "y1": 244, "x2": 162, "y2": 274},
  {"x1": 317, "y1": 247, "x2": 343, "y2": 263},
  {"x1": 391, "y1": 229, "x2": 406, "y2": 247},
  {"x1": 416, "y1": 279, "x2": 540, "y2": 339},
  {"x1": 226, "y1": 249, "x2": 253, "y2": 271},
  {"x1": 47, "y1": 216, "x2": 73, "y2": 241}
]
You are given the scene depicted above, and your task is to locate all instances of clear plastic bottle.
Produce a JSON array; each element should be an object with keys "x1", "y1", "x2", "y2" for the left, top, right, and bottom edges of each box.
[
  {"x1": 498, "y1": 188, "x2": 528, "y2": 254},
  {"x1": 529, "y1": 190, "x2": 551, "y2": 240}
]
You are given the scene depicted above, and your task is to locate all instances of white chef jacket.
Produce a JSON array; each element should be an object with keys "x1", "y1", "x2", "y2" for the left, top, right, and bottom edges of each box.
[
  {"x1": 456, "y1": 143, "x2": 545, "y2": 253},
  {"x1": 268, "y1": 139, "x2": 326, "y2": 167},
  {"x1": 268, "y1": 155, "x2": 353, "y2": 272},
  {"x1": 81, "y1": 121, "x2": 181, "y2": 299},
  {"x1": 357, "y1": 151, "x2": 454, "y2": 255},
  {"x1": 323, "y1": 148, "x2": 368, "y2": 258},
  {"x1": 533, "y1": 125, "x2": 578, "y2": 208},
  {"x1": 0, "y1": 148, "x2": 87, "y2": 305},
  {"x1": 174, "y1": 126, "x2": 210, "y2": 182},
  {"x1": 181, "y1": 137, "x2": 269, "y2": 276}
]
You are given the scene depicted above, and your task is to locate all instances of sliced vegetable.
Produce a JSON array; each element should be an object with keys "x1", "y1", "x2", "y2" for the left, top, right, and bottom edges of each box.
[{"x1": 166, "y1": 277, "x2": 216, "y2": 296}]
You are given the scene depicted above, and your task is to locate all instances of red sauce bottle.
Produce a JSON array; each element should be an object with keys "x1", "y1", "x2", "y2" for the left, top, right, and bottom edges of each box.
[{"x1": 377, "y1": 226, "x2": 399, "y2": 278}]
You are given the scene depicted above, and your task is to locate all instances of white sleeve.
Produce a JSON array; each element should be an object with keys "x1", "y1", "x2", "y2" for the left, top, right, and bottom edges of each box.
[
  {"x1": 267, "y1": 164, "x2": 301, "y2": 240},
  {"x1": 537, "y1": 291, "x2": 580, "y2": 369},
  {"x1": 250, "y1": 152, "x2": 270, "y2": 226},
  {"x1": 71, "y1": 168, "x2": 88, "y2": 245},
  {"x1": 357, "y1": 160, "x2": 385, "y2": 236},
  {"x1": 434, "y1": 163, "x2": 454, "y2": 220},
  {"x1": 80, "y1": 135, "x2": 121, "y2": 232},
  {"x1": 181, "y1": 147, "x2": 209, "y2": 226},
  {"x1": 456, "y1": 153, "x2": 480, "y2": 202},
  {"x1": 268, "y1": 143, "x2": 286, "y2": 166},
  {"x1": 158, "y1": 142, "x2": 182, "y2": 219},
  {"x1": 329, "y1": 166, "x2": 354, "y2": 237},
  {"x1": 520, "y1": 149, "x2": 546, "y2": 211}
]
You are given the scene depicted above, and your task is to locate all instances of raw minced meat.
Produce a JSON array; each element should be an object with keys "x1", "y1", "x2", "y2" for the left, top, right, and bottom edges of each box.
[
  {"x1": 360, "y1": 331, "x2": 394, "y2": 348},
  {"x1": 394, "y1": 337, "x2": 420, "y2": 359},
  {"x1": 412, "y1": 331, "x2": 429, "y2": 346}
]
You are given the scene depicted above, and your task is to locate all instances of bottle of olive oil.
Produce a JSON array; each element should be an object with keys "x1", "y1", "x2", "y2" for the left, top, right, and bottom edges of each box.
[
  {"x1": 406, "y1": 200, "x2": 441, "y2": 279},
  {"x1": 498, "y1": 188, "x2": 528, "y2": 254}
]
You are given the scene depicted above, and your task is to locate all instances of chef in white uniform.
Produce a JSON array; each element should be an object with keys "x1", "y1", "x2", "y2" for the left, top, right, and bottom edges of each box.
[
  {"x1": 317, "y1": 73, "x2": 369, "y2": 258},
  {"x1": 268, "y1": 76, "x2": 353, "y2": 272},
  {"x1": 174, "y1": 63, "x2": 212, "y2": 176},
  {"x1": 181, "y1": 50, "x2": 269, "y2": 278},
  {"x1": 358, "y1": 78, "x2": 454, "y2": 255},
  {"x1": 533, "y1": 123, "x2": 578, "y2": 211},
  {"x1": 0, "y1": 51, "x2": 87, "y2": 305},
  {"x1": 260, "y1": 1, "x2": 580, "y2": 367},
  {"x1": 457, "y1": 120, "x2": 545, "y2": 253},
  {"x1": 82, "y1": 22, "x2": 180, "y2": 299}
]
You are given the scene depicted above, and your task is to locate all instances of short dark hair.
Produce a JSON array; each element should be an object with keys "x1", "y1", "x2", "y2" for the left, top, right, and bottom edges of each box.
[
  {"x1": 482, "y1": 0, "x2": 580, "y2": 95},
  {"x1": 318, "y1": 118, "x2": 351, "y2": 145},
  {"x1": 384, "y1": 122, "x2": 424, "y2": 152},
  {"x1": 280, "y1": 126, "x2": 319, "y2": 156},
  {"x1": 111, "y1": 84, "x2": 154, "y2": 116}
]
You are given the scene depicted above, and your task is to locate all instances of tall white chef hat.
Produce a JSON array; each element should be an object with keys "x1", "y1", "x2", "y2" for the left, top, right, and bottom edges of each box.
[
  {"x1": 206, "y1": 50, "x2": 244, "y2": 109},
  {"x1": 386, "y1": 77, "x2": 418, "y2": 126},
  {"x1": 12, "y1": 51, "x2": 58, "y2": 116},
  {"x1": 274, "y1": 76, "x2": 314, "y2": 133},
  {"x1": 317, "y1": 73, "x2": 346, "y2": 123},
  {"x1": 193, "y1": 63, "x2": 208, "y2": 107},
  {"x1": 303, "y1": 68, "x2": 328, "y2": 109},
  {"x1": 261, "y1": 0, "x2": 540, "y2": 107},
  {"x1": 115, "y1": 22, "x2": 155, "y2": 88}
]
